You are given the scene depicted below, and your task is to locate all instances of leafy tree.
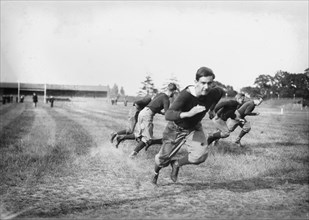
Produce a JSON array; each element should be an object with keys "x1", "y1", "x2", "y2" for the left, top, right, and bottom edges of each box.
[
  {"x1": 107, "y1": 85, "x2": 111, "y2": 98},
  {"x1": 138, "y1": 74, "x2": 157, "y2": 96},
  {"x1": 240, "y1": 86, "x2": 262, "y2": 98},
  {"x1": 290, "y1": 73, "x2": 309, "y2": 98},
  {"x1": 120, "y1": 86, "x2": 125, "y2": 96},
  {"x1": 272, "y1": 71, "x2": 309, "y2": 98},
  {"x1": 110, "y1": 83, "x2": 119, "y2": 98},
  {"x1": 251, "y1": 70, "x2": 309, "y2": 99},
  {"x1": 254, "y1": 74, "x2": 274, "y2": 97},
  {"x1": 161, "y1": 74, "x2": 181, "y2": 92}
]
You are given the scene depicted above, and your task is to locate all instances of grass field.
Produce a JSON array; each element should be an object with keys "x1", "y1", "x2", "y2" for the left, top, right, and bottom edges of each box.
[{"x1": 0, "y1": 96, "x2": 308, "y2": 219}]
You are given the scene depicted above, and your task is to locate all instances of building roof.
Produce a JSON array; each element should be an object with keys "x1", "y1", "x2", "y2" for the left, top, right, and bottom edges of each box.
[{"x1": 0, "y1": 82, "x2": 108, "y2": 92}]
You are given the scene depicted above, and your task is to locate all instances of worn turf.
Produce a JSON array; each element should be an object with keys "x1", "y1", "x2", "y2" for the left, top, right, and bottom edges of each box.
[{"x1": 0, "y1": 98, "x2": 308, "y2": 219}]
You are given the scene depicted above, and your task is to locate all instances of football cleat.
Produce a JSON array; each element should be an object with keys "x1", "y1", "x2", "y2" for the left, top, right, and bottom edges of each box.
[
  {"x1": 110, "y1": 132, "x2": 117, "y2": 143},
  {"x1": 151, "y1": 173, "x2": 159, "y2": 185},
  {"x1": 129, "y1": 151, "x2": 138, "y2": 158},
  {"x1": 235, "y1": 140, "x2": 243, "y2": 147},
  {"x1": 115, "y1": 135, "x2": 124, "y2": 148}
]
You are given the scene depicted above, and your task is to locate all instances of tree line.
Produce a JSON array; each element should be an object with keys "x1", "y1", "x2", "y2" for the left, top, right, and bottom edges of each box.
[
  {"x1": 108, "y1": 68, "x2": 309, "y2": 100},
  {"x1": 241, "y1": 68, "x2": 309, "y2": 99}
]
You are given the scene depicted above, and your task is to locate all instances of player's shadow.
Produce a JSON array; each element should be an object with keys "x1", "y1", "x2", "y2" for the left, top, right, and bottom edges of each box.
[
  {"x1": 209, "y1": 141, "x2": 253, "y2": 156},
  {"x1": 163, "y1": 175, "x2": 308, "y2": 193},
  {"x1": 249, "y1": 142, "x2": 308, "y2": 148},
  {"x1": 25, "y1": 175, "x2": 308, "y2": 218},
  {"x1": 209, "y1": 140, "x2": 308, "y2": 156}
]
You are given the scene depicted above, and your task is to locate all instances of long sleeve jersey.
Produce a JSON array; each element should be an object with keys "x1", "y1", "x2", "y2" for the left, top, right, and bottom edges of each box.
[
  {"x1": 147, "y1": 93, "x2": 170, "y2": 114},
  {"x1": 237, "y1": 100, "x2": 258, "y2": 119},
  {"x1": 134, "y1": 96, "x2": 152, "y2": 111},
  {"x1": 165, "y1": 86, "x2": 225, "y2": 130},
  {"x1": 214, "y1": 100, "x2": 241, "y2": 121}
]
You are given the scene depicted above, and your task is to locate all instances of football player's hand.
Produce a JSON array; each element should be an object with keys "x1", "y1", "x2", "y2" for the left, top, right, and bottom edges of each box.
[
  {"x1": 189, "y1": 105, "x2": 206, "y2": 117},
  {"x1": 208, "y1": 110, "x2": 215, "y2": 119},
  {"x1": 180, "y1": 105, "x2": 206, "y2": 118}
]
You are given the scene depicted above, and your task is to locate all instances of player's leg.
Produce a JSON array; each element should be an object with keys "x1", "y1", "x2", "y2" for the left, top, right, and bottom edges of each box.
[
  {"x1": 152, "y1": 122, "x2": 185, "y2": 185},
  {"x1": 111, "y1": 107, "x2": 137, "y2": 143},
  {"x1": 110, "y1": 129, "x2": 126, "y2": 143},
  {"x1": 170, "y1": 123, "x2": 207, "y2": 182},
  {"x1": 207, "y1": 118, "x2": 230, "y2": 145},
  {"x1": 115, "y1": 133, "x2": 136, "y2": 148},
  {"x1": 235, "y1": 120, "x2": 251, "y2": 147},
  {"x1": 144, "y1": 138, "x2": 163, "y2": 151},
  {"x1": 129, "y1": 109, "x2": 154, "y2": 157}
]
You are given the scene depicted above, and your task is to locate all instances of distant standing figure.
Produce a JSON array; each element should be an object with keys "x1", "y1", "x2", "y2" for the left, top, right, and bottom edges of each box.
[
  {"x1": 32, "y1": 93, "x2": 38, "y2": 107},
  {"x1": 20, "y1": 95, "x2": 24, "y2": 103},
  {"x1": 111, "y1": 97, "x2": 118, "y2": 105},
  {"x1": 49, "y1": 96, "x2": 55, "y2": 107}
]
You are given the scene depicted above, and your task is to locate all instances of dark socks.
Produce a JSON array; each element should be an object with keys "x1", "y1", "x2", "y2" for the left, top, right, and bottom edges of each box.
[
  {"x1": 134, "y1": 141, "x2": 146, "y2": 153},
  {"x1": 117, "y1": 129, "x2": 127, "y2": 135},
  {"x1": 238, "y1": 130, "x2": 247, "y2": 140},
  {"x1": 145, "y1": 138, "x2": 163, "y2": 151},
  {"x1": 122, "y1": 134, "x2": 136, "y2": 141},
  {"x1": 151, "y1": 138, "x2": 163, "y2": 145},
  {"x1": 154, "y1": 165, "x2": 161, "y2": 175},
  {"x1": 177, "y1": 154, "x2": 190, "y2": 166}
]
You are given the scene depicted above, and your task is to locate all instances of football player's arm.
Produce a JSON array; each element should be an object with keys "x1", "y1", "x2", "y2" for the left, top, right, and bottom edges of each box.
[
  {"x1": 165, "y1": 93, "x2": 206, "y2": 120},
  {"x1": 244, "y1": 104, "x2": 259, "y2": 116},
  {"x1": 179, "y1": 105, "x2": 206, "y2": 118},
  {"x1": 165, "y1": 95, "x2": 185, "y2": 120},
  {"x1": 247, "y1": 112, "x2": 260, "y2": 116},
  {"x1": 160, "y1": 97, "x2": 170, "y2": 115}
]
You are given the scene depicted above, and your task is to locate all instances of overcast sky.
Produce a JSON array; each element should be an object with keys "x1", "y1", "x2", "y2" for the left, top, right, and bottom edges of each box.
[{"x1": 1, "y1": 1, "x2": 308, "y2": 95}]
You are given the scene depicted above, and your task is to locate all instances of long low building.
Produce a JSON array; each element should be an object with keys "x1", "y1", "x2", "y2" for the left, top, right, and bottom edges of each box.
[{"x1": 0, "y1": 82, "x2": 109, "y2": 98}]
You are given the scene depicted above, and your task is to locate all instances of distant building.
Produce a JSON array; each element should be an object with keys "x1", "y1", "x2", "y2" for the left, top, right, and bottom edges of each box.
[{"x1": 0, "y1": 82, "x2": 108, "y2": 98}]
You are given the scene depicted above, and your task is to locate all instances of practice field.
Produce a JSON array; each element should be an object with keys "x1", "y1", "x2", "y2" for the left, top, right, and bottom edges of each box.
[{"x1": 1, "y1": 97, "x2": 308, "y2": 219}]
